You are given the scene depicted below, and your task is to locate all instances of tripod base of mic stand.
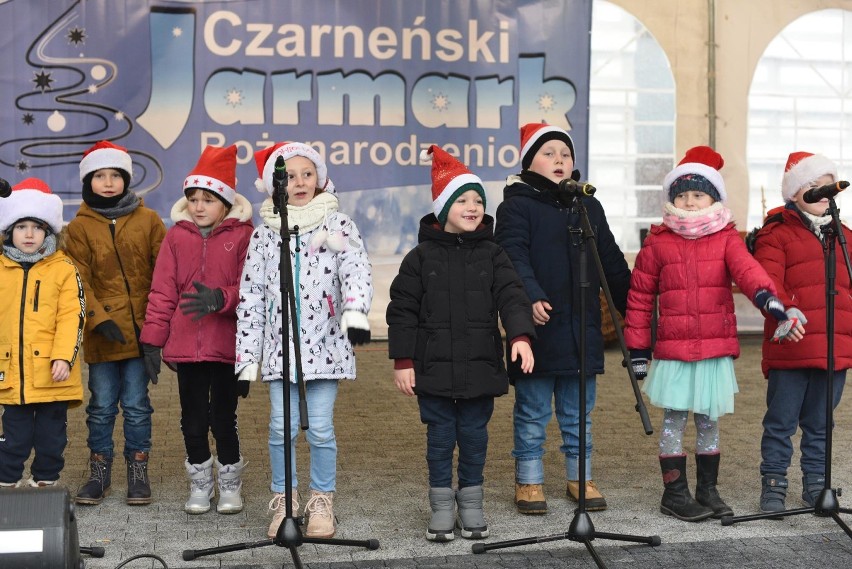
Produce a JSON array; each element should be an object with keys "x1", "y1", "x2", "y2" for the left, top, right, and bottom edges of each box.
[
  {"x1": 472, "y1": 509, "x2": 660, "y2": 568},
  {"x1": 722, "y1": 487, "x2": 852, "y2": 540}
]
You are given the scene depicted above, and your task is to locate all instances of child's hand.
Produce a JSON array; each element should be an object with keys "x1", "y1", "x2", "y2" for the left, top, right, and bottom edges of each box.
[
  {"x1": 511, "y1": 342, "x2": 535, "y2": 374},
  {"x1": 532, "y1": 300, "x2": 552, "y2": 326},
  {"x1": 393, "y1": 368, "x2": 416, "y2": 396},
  {"x1": 51, "y1": 360, "x2": 70, "y2": 382},
  {"x1": 783, "y1": 308, "x2": 807, "y2": 342}
]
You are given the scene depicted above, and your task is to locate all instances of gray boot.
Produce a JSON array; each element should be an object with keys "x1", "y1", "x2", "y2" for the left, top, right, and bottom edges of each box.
[
  {"x1": 802, "y1": 473, "x2": 826, "y2": 507},
  {"x1": 455, "y1": 485, "x2": 489, "y2": 539},
  {"x1": 759, "y1": 474, "x2": 788, "y2": 515},
  {"x1": 215, "y1": 457, "x2": 247, "y2": 514},
  {"x1": 184, "y1": 456, "x2": 215, "y2": 514},
  {"x1": 426, "y1": 487, "x2": 455, "y2": 542}
]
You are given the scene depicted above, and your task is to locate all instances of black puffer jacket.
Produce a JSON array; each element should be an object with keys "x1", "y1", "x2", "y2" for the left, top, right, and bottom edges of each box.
[{"x1": 387, "y1": 214, "x2": 535, "y2": 399}]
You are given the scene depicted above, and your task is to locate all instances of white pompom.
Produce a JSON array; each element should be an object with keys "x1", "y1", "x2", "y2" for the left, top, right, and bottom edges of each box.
[
  {"x1": 254, "y1": 178, "x2": 267, "y2": 194},
  {"x1": 420, "y1": 148, "x2": 434, "y2": 162}
]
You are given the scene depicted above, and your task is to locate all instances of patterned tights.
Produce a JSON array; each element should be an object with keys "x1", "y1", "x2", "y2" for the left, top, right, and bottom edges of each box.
[{"x1": 659, "y1": 409, "x2": 719, "y2": 455}]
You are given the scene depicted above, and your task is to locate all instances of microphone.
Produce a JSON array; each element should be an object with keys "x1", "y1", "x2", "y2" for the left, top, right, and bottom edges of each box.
[
  {"x1": 272, "y1": 155, "x2": 287, "y2": 191},
  {"x1": 558, "y1": 178, "x2": 597, "y2": 197},
  {"x1": 802, "y1": 180, "x2": 849, "y2": 204},
  {"x1": 0, "y1": 177, "x2": 10, "y2": 198}
]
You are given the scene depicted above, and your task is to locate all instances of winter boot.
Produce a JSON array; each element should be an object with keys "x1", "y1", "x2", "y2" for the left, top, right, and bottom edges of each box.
[
  {"x1": 694, "y1": 453, "x2": 733, "y2": 518},
  {"x1": 759, "y1": 473, "x2": 788, "y2": 515},
  {"x1": 0, "y1": 481, "x2": 19, "y2": 489},
  {"x1": 566, "y1": 480, "x2": 608, "y2": 511},
  {"x1": 802, "y1": 473, "x2": 826, "y2": 507},
  {"x1": 304, "y1": 490, "x2": 336, "y2": 538},
  {"x1": 75, "y1": 453, "x2": 112, "y2": 505},
  {"x1": 659, "y1": 455, "x2": 714, "y2": 522},
  {"x1": 126, "y1": 451, "x2": 152, "y2": 505},
  {"x1": 25, "y1": 478, "x2": 57, "y2": 488},
  {"x1": 184, "y1": 456, "x2": 215, "y2": 514},
  {"x1": 455, "y1": 485, "x2": 489, "y2": 539},
  {"x1": 514, "y1": 483, "x2": 547, "y2": 514},
  {"x1": 426, "y1": 487, "x2": 455, "y2": 542},
  {"x1": 215, "y1": 457, "x2": 247, "y2": 514},
  {"x1": 267, "y1": 489, "x2": 299, "y2": 539}
]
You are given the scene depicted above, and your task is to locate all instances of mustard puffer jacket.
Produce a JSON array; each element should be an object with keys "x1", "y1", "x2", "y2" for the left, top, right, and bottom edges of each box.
[
  {"x1": 0, "y1": 251, "x2": 86, "y2": 406},
  {"x1": 63, "y1": 200, "x2": 166, "y2": 363}
]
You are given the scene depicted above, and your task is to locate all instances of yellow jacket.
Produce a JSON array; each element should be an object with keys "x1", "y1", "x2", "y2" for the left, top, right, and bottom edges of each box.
[{"x1": 0, "y1": 251, "x2": 86, "y2": 406}]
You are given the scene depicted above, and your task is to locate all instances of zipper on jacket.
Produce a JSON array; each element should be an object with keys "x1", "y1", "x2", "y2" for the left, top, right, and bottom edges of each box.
[
  {"x1": 18, "y1": 268, "x2": 29, "y2": 404},
  {"x1": 109, "y1": 222, "x2": 143, "y2": 357},
  {"x1": 33, "y1": 280, "x2": 41, "y2": 312}
]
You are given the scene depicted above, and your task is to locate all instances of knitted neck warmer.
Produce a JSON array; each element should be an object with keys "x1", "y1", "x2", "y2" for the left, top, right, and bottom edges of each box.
[
  {"x1": 260, "y1": 191, "x2": 339, "y2": 233},
  {"x1": 662, "y1": 201, "x2": 732, "y2": 239},
  {"x1": 3, "y1": 233, "x2": 58, "y2": 264},
  {"x1": 799, "y1": 208, "x2": 832, "y2": 240},
  {"x1": 88, "y1": 190, "x2": 141, "y2": 219},
  {"x1": 519, "y1": 170, "x2": 558, "y2": 192}
]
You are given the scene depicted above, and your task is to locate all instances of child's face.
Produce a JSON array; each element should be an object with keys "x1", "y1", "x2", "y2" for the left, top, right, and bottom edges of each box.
[
  {"x1": 186, "y1": 189, "x2": 228, "y2": 229},
  {"x1": 673, "y1": 190, "x2": 715, "y2": 211},
  {"x1": 443, "y1": 189, "x2": 484, "y2": 234},
  {"x1": 792, "y1": 173, "x2": 836, "y2": 216},
  {"x1": 90, "y1": 168, "x2": 126, "y2": 198},
  {"x1": 284, "y1": 155, "x2": 319, "y2": 206},
  {"x1": 11, "y1": 220, "x2": 47, "y2": 254},
  {"x1": 529, "y1": 140, "x2": 574, "y2": 184}
]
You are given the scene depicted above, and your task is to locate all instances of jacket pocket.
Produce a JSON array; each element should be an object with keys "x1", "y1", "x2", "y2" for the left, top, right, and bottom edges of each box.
[
  {"x1": 0, "y1": 343, "x2": 12, "y2": 389},
  {"x1": 30, "y1": 342, "x2": 54, "y2": 388}
]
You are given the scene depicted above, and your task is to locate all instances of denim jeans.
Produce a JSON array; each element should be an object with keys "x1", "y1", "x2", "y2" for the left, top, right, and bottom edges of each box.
[
  {"x1": 512, "y1": 374, "x2": 596, "y2": 483},
  {"x1": 0, "y1": 402, "x2": 68, "y2": 483},
  {"x1": 268, "y1": 379, "x2": 338, "y2": 493},
  {"x1": 760, "y1": 368, "x2": 846, "y2": 476},
  {"x1": 417, "y1": 395, "x2": 495, "y2": 489},
  {"x1": 85, "y1": 358, "x2": 153, "y2": 460}
]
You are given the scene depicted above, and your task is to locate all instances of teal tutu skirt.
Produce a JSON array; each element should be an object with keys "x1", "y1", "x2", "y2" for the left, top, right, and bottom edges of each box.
[{"x1": 641, "y1": 357, "x2": 738, "y2": 420}]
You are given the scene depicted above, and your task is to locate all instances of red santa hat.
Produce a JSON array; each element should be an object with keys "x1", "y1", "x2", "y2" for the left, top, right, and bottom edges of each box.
[
  {"x1": 0, "y1": 177, "x2": 63, "y2": 234},
  {"x1": 253, "y1": 141, "x2": 328, "y2": 196},
  {"x1": 183, "y1": 144, "x2": 238, "y2": 205},
  {"x1": 782, "y1": 151, "x2": 837, "y2": 202},
  {"x1": 663, "y1": 145, "x2": 727, "y2": 203},
  {"x1": 420, "y1": 145, "x2": 485, "y2": 225},
  {"x1": 519, "y1": 123, "x2": 575, "y2": 170},
  {"x1": 79, "y1": 140, "x2": 133, "y2": 181}
]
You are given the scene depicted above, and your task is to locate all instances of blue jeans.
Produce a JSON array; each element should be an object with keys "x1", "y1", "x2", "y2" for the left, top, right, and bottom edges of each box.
[
  {"x1": 760, "y1": 368, "x2": 846, "y2": 476},
  {"x1": 269, "y1": 379, "x2": 338, "y2": 493},
  {"x1": 0, "y1": 402, "x2": 68, "y2": 483},
  {"x1": 512, "y1": 375, "x2": 596, "y2": 483},
  {"x1": 85, "y1": 358, "x2": 153, "y2": 460},
  {"x1": 417, "y1": 395, "x2": 495, "y2": 489}
]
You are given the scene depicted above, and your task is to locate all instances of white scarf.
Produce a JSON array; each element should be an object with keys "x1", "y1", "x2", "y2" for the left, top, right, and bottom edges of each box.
[{"x1": 259, "y1": 192, "x2": 339, "y2": 233}]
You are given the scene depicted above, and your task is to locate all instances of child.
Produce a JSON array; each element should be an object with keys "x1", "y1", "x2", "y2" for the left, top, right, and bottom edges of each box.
[
  {"x1": 624, "y1": 145, "x2": 795, "y2": 522},
  {"x1": 139, "y1": 145, "x2": 254, "y2": 514},
  {"x1": 752, "y1": 151, "x2": 849, "y2": 514},
  {"x1": 63, "y1": 140, "x2": 167, "y2": 505},
  {"x1": 0, "y1": 178, "x2": 85, "y2": 488},
  {"x1": 236, "y1": 141, "x2": 373, "y2": 539},
  {"x1": 387, "y1": 145, "x2": 535, "y2": 541},
  {"x1": 495, "y1": 123, "x2": 631, "y2": 514}
]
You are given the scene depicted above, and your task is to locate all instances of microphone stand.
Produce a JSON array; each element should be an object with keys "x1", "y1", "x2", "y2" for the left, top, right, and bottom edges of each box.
[
  {"x1": 473, "y1": 191, "x2": 659, "y2": 568},
  {"x1": 183, "y1": 167, "x2": 379, "y2": 567},
  {"x1": 722, "y1": 195, "x2": 852, "y2": 536}
]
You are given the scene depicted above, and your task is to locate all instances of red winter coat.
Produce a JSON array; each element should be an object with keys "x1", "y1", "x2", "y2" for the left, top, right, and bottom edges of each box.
[
  {"x1": 625, "y1": 223, "x2": 776, "y2": 362},
  {"x1": 140, "y1": 195, "x2": 253, "y2": 364},
  {"x1": 753, "y1": 206, "x2": 852, "y2": 377}
]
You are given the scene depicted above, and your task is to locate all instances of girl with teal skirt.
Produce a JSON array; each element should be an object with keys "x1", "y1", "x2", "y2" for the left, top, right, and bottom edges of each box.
[{"x1": 624, "y1": 146, "x2": 796, "y2": 523}]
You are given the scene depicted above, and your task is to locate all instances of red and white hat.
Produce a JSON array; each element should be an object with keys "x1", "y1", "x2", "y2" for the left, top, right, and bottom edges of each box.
[
  {"x1": 663, "y1": 146, "x2": 727, "y2": 203},
  {"x1": 519, "y1": 123, "x2": 575, "y2": 170},
  {"x1": 253, "y1": 141, "x2": 328, "y2": 196},
  {"x1": 782, "y1": 151, "x2": 837, "y2": 202},
  {"x1": 183, "y1": 144, "x2": 238, "y2": 205},
  {"x1": 420, "y1": 145, "x2": 485, "y2": 225},
  {"x1": 0, "y1": 177, "x2": 63, "y2": 234},
  {"x1": 79, "y1": 140, "x2": 133, "y2": 181}
]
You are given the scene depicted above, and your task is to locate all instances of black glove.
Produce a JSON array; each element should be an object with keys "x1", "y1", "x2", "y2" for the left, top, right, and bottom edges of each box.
[
  {"x1": 341, "y1": 310, "x2": 371, "y2": 346},
  {"x1": 180, "y1": 281, "x2": 225, "y2": 321},
  {"x1": 93, "y1": 320, "x2": 127, "y2": 344},
  {"x1": 754, "y1": 290, "x2": 787, "y2": 322},
  {"x1": 235, "y1": 379, "x2": 250, "y2": 399},
  {"x1": 628, "y1": 349, "x2": 652, "y2": 380},
  {"x1": 141, "y1": 343, "x2": 161, "y2": 385},
  {"x1": 348, "y1": 328, "x2": 371, "y2": 346}
]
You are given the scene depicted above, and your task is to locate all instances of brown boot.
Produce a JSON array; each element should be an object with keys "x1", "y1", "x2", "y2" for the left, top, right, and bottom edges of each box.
[
  {"x1": 304, "y1": 490, "x2": 336, "y2": 538},
  {"x1": 566, "y1": 480, "x2": 608, "y2": 511},
  {"x1": 514, "y1": 483, "x2": 547, "y2": 514}
]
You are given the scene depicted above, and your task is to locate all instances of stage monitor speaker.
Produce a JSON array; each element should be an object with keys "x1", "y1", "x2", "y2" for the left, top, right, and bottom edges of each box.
[{"x1": 0, "y1": 486, "x2": 82, "y2": 569}]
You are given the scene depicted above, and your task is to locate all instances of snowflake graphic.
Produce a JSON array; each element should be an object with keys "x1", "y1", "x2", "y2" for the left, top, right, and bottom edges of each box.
[
  {"x1": 537, "y1": 93, "x2": 556, "y2": 112},
  {"x1": 114, "y1": 111, "x2": 126, "y2": 121},
  {"x1": 431, "y1": 92, "x2": 450, "y2": 112},
  {"x1": 22, "y1": 113, "x2": 35, "y2": 125},
  {"x1": 33, "y1": 70, "x2": 53, "y2": 92},
  {"x1": 88, "y1": 84, "x2": 98, "y2": 94},
  {"x1": 67, "y1": 26, "x2": 86, "y2": 46},
  {"x1": 172, "y1": 27, "x2": 183, "y2": 37},
  {"x1": 225, "y1": 88, "x2": 243, "y2": 108},
  {"x1": 16, "y1": 159, "x2": 30, "y2": 173}
]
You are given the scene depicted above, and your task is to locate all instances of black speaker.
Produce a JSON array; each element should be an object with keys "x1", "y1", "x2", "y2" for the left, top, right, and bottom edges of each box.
[{"x1": 0, "y1": 487, "x2": 82, "y2": 569}]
